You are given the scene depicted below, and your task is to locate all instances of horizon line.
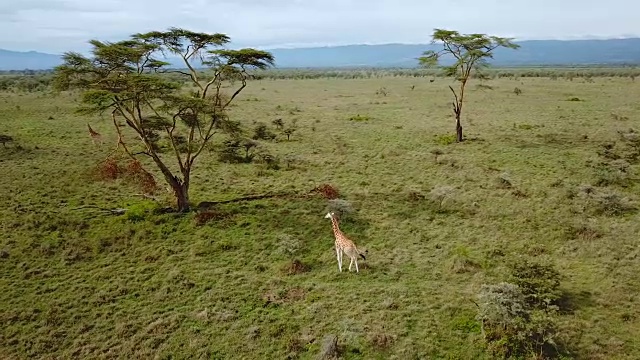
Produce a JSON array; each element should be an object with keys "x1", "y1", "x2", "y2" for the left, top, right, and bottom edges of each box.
[{"x1": 1, "y1": 35, "x2": 639, "y2": 55}]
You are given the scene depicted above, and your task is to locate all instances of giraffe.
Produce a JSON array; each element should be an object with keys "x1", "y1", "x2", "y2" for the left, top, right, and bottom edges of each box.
[
  {"x1": 87, "y1": 123, "x2": 103, "y2": 145},
  {"x1": 325, "y1": 211, "x2": 367, "y2": 273}
]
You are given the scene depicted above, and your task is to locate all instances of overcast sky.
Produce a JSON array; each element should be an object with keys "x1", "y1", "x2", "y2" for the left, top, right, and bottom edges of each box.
[{"x1": 1, "y1": 0, "x2": 637, "y2": 53}]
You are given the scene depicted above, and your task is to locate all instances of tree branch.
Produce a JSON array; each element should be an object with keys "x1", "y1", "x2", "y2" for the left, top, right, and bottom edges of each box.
[
  {"x1": 224, "y1": 75, "x2": 247, "y2": 108},
  {"x1": 184, "y1": 119, "x2": 197, "y2": 174},
  {"x1": 111, "y1": 109, "x2": 146, "y2": 162},
  {"x1": 202, "y1": 70, "x2": 221, "y2": 99},
  {"x1": 164, "y1": 113, "x2": 186, "y2": 174},
  {"x1": 448, "y1": 85, "x2": 460, "y2": 108},
  {"x1": 180, "y1": 46, "x2": 203, "y2": 90},
  {"x1": 188, "y1": 111, "x2": 220, "y2": 168}
]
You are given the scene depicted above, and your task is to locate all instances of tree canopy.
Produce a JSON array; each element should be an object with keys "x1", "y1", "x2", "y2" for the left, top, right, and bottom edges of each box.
[
  {"x1": 53, "y1": 28, "x2": 275, "y2": 211},
  {"x1": 419, "y1": 29, "x2": 519, "y2": 142}
]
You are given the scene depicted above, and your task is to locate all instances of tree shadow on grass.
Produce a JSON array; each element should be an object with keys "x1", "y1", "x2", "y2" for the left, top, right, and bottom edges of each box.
[{"x1": 557, "y1": 289, "x2": 596, "y2": 315}]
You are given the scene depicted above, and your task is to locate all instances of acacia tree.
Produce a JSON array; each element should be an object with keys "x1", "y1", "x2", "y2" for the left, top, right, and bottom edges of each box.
[
  {"x1": 53, "y1": 28, "x2": 274, "y2": 211},
  {"x1": 419, "y1": 29, "x2": 519, "y2": 142}
]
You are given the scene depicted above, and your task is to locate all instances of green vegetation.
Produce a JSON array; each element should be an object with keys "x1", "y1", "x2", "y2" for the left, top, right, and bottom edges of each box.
[
  {"x1": 419, "y1": 29, "x2": 520, "y2": 142},
  {"x1": 4, "y1": 65, "x2": 640, "y2": 89},
  {"x1": 1, "y1": 70, "x2": 640, "y2": 359},
  {"x1": 53, "y1": 28, "x2": 274, "y2": 212}
]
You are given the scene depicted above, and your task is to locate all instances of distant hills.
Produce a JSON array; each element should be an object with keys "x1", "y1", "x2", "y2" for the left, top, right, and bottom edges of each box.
[
  {"x1": 0, "y1": 49, "x2": 64, "y2": 71},
  {"x1": 1, "y1": 38, "x2": 640, "y2": 70}
]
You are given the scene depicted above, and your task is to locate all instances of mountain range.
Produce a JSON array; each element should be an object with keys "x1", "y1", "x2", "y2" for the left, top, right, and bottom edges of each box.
[{"x1": 1, "y1": 38, "x2": 640, "y2": 70}]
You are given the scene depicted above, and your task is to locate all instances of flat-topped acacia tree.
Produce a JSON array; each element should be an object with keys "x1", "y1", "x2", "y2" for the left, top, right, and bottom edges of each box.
[
  {"x1": 53, "y1": 28, "x2": 274, "y2": 212},
  {"x1": 419, "y1": 29, "x2": 519, "y2": 142}
]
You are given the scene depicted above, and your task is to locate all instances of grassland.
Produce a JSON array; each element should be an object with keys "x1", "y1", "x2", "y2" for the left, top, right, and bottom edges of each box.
[{"x1": 1, "y1": 74, "x2": 639, "y2": 359}]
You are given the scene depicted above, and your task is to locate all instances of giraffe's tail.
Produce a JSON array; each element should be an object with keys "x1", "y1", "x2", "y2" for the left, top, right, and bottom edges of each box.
[{"x1": 358, "y1": 249, "x2": 368, "y2": 261}]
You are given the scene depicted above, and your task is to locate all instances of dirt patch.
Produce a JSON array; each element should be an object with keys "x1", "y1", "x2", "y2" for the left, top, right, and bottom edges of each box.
[
  {"x1": 282, "y1": 259, "x2": 309, "y2": 275},
  {"x1": 194, "y1": 210, "x2": 235, "y2": 226},
  {"x1": 312, "y1": 183, "x2": 340, "y2": 199},
  {"x1": 262, "y1": 287, "x2": 306, "y2": 306}
]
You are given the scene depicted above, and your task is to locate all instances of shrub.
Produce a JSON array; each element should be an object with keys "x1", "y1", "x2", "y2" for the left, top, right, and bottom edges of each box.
[
  {"x1": 368, "y1": 332, "x2": 395, "y2": 350},
  {"x1": 593, "y1": 160, "x2": 632, "y2": 187},
  {"x1": 124, "y1": 160, "x2": 158, "y2": 194},
  {"x1": 313, "y1": 183, "x2": 340, "y2": 199},
  {"x1": 375, "y1": 87, "x2": 388, "y2": 96},
  {"x1": 617, "y1": 129, "x2": 640, "y2": 163},
  {"x1": 476, "y1": 84, "x2": 494, "y2": 91},
  {"x1": 0, "y1": 134, "x2": 14, "y2": 147},
  {"x1": 496, "y1": 172, "x2": 513, "y2": 189},
  {"x1": 282, "y1": 259, "x2": 309, "y2": 275},
  {"x1": 326, "y1": 198, "x2": 355, "y2": 218},
  {"x1": 283, "y1": 127, "x2": 296, "y2": 140},
  {"x1": 596, "y1": 142, "x2": 621, "y2": 160},
  {"x1": 283, "y1": 154, "x2": 301, "y2": 169},
  {"x1": 95, "y1": 157, "x2": 122, "y2": 180},
  {"x1": 125, "y1": 200, "x2": 158, "y2": 222},
  {"x1": 434, "y1": 133, "x2": 457, "y2": 145},
  {"x1": 429, "y1": 186, "x2": 455, "y2": 211},
  {"x1": 241, "y1": 139, "x2": 259, "y2": 160},
  {"x1": 407, "y1": 189, "x2": 426, "y2": 202},
  {"x1": 255, "y1": 151, "x2": 280, "y2": 170},
  {"x1": 591, "y1": 192, "x2": 637, "y2": 216},
  {"x1": 276, "y1": 234, "x2": 301, "y2": 259},
  {"x1": 508, "y1": 260, "x2": 562, "y2": 309},
  {"x1": 513, "y1": 87, "x2": 522, "y2": 95},
  {"x1": 217, "y1": 139, "x2": 245, "y2": 163},
  {"x1": 217, "y1": 138, "x2": 260, "y2": 164},
  {"x1": 348, "y1": 114, "x2": 371, "y2": 122},
  {"x1": 272, "y1": 118, "x2": 284, "y2": 129},
  {"x1": 449, "y1": 246, "x2": 480, "y2": 273},
  {"x1": 288, "y1": 105, "x2": 302, "y2": 114},
  {"x1": 477, "y1": 283, "x2": 529, "y2": 331},
  {"x1": 565, "y1": 223, "x2": 602, "y2": 241},
  {"x1": 430, "y1": 148, "x2": 444, "y2": 162},
  {"x1": 252, "y1": 122, "x2": 277, "y2": 140},
  {"x1": 318, "y1": 334, "x2": 340, "y2": 359},
  {"x1": 476, "y1": 282, "x2": 561, "y2": 359},
  {"x1": 611, "y1": 112, "x2": 629, "y2": 121}
]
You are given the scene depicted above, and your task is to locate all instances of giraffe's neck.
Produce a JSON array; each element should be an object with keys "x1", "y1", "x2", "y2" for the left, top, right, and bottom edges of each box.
[{"x1": 330, "y1": 217, "x2": 341, "y2": 237}]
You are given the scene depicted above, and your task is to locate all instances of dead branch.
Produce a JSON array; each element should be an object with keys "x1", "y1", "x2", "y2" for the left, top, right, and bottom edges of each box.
[
  {"x1": 71, "y1": 205, "x2": 127, "y2": 215},
  {"x1": 133, "y1": 193, "x2": 163, "y2": 202}
]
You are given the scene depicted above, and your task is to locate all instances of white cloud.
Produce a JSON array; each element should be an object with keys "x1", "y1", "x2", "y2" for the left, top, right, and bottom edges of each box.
[{"x1": 0, "y1": 0, "x2": 638, "y2": 53}]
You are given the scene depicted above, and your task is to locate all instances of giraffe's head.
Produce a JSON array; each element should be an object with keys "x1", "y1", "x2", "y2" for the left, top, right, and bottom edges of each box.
[{"x1": 324, "y1": 212, "x2": 336, "y2": 219}]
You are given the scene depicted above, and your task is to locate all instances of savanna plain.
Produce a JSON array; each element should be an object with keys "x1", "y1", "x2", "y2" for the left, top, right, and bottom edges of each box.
[{"x1": 1, "y1": 73, "x2": 640, "y2": 359}]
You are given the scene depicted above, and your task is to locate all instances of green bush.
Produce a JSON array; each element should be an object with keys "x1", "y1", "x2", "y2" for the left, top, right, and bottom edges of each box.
[
  {"x1": 434, "y1": 133, "x2": 457, "y2": 145},
  {"x1": 217, "y1": 138, "x2": 260, "y2": 164},
  {"x1": 476, "y1": 282, "x2": 562, "y2": 359},
  {"x1": 252, "y1": 122, "x2": 277, "y2": 140},
  {"x1": 125, "y1": 200, "x2": 159, "y2": 222},
  {"x1": 348, "y1": 114, "x2": 371, "y2": 122},
  {"x1": 591, "y1": 192, "x2": 637, "y2": 216},
  {"x1": 508, "y1": 260, "x2": 562, "y2": 309}
]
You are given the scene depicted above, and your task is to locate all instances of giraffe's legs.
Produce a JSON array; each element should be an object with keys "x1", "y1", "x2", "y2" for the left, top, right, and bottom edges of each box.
[
  {"x1": 336, "y1": 246, "x2": 342, "y2": 272},
  {"x1": 348, "y1": 257, "x2": 354, "y2": 272},
  {"x1": 355, "y1": 258, "x2": 359, "y2": 273}
]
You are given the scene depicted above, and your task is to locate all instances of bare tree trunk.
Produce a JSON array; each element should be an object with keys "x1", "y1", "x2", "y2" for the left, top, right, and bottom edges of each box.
[
  {"x1": 149, "y1": 153, "x2": 192, "y2": 212},
  {"x1": 173, "y1": 182, "x2": 190, "y2": 212},
  {"x1": 165, "y1": 173, "x2": 190, "y2": 212},
  {"x1": 455, "y1": 115, "x2": 463, "y2": 142}
]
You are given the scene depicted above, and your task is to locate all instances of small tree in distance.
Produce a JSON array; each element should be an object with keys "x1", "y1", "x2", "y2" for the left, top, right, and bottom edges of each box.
[
  {"x1": 53, "y1": 28, "x2": 274, "y2": 212},
  {"x1": 419, "y1": 29, "x2": 519, "y2": 142}
]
